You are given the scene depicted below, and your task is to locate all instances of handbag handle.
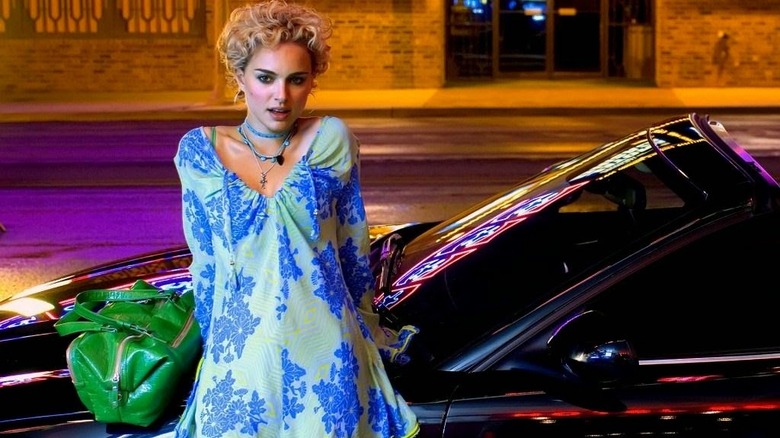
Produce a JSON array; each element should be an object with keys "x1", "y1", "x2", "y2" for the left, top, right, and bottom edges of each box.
[{"x1": 54, "y1": 280, "x2": 173, "y2": 337}]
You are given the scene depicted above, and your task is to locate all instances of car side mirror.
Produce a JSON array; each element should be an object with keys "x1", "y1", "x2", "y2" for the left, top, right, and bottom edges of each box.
[{"x1": 548, "y1": 310, "x2": 638, "y2": 385}]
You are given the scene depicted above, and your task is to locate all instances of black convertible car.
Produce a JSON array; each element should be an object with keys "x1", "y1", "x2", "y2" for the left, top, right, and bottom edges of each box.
[{"x1": 1, "y1": 113, "x2": 779, "y2": 437}]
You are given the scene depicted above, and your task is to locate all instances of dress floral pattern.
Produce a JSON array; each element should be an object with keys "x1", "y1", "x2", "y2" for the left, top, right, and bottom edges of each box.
[{"x1": 173, "y1": 116, "x2": 419, "y2": 437}]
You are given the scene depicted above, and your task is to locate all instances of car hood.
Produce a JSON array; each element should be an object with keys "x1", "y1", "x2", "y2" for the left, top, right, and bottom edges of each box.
[{"x1": 373, "y1": 113, "x2": 780, "y2": 367}]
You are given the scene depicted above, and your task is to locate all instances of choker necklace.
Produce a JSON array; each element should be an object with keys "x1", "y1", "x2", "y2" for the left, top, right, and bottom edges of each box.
[
  {"x1": 242, "y1": 119, "x2": 287, "y2": 139},
  {"x1": 237, "y1": 122, "x2": 297, "y2": 189}
]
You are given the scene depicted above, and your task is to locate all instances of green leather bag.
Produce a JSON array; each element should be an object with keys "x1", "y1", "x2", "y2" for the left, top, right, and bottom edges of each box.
[{"x1": 54, "y1": 279, "x2": 201, "y2": 427}]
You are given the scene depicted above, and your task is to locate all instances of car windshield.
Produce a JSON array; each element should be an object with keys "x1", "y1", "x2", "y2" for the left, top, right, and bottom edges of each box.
[{"x1": 383, "y1": 116, "x2": 755, "y2": 367}]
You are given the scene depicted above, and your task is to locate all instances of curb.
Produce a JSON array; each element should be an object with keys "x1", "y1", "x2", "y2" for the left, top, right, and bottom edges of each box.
[{"x1": 3, "y1": 106, "x2": 780, "y2": 123}]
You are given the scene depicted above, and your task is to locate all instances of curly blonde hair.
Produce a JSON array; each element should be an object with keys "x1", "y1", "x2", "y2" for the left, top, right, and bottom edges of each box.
[{"x1": 218, "y1": 0, "x2": 332, "y2": 91}]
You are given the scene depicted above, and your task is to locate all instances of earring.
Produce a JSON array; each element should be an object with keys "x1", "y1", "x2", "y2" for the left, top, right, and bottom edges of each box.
[{"x1": 233, "y1": 89, "x2": 244, "y2": 104}]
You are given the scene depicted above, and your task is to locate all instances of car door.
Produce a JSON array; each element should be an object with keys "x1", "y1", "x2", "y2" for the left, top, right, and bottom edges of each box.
[{"x1": 440, "y1": 211, "x2": 780, "y2": 437}]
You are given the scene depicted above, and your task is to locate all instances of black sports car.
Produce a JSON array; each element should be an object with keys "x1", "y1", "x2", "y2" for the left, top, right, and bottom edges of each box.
[{"x1": 1, "y1": 113, "x2": 779, "y2": 437}]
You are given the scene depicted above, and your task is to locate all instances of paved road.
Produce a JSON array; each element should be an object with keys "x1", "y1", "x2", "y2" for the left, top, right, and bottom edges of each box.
[
  {"x1": 2, "y1": 114, "x2": 779, "y2": 299},
  {"x1": 0, "y1": 159, "x2": 531, "y2": 299}
]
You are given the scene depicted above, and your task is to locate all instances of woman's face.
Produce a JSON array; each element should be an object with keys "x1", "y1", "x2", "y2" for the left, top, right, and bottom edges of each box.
[{"x1": 238, "y1": 41, "x2": 314, "y2": 134}]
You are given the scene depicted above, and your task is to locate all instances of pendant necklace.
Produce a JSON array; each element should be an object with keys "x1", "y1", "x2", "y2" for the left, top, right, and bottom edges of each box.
[
  {"x1": 237, "y1": 122, "x2": 297, "y2": 190},
  {"x1": 238, "y1": 125, "x2": 289, "y2": 165}
]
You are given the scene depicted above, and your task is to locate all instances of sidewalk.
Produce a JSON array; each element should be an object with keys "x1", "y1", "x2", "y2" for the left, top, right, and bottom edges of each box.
[{"x1": 2, "y1": 79, "x2": 780, "y2": 122}]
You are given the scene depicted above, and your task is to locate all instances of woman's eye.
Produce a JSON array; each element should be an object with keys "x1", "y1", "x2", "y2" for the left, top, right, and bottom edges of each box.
[
  {"x1": 256, "y1": 75, "x2": 273, "y2": 83},
  {"x1": 290, "y1": 77, "x2": 305, "y2": 85}
]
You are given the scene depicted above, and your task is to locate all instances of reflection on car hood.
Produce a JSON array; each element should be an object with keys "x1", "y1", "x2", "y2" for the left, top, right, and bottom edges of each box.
[
  {"x1": 373, "y1": 127, "x2": 636, "y2": 313},
  {"x1": 375, "y1": 113, "x2": 779, "y2": 314}
]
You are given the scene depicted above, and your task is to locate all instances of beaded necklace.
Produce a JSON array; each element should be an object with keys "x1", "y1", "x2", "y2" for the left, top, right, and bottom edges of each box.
[{"x1": 242, "y1": 118, "x2": 287, "y2": 139}]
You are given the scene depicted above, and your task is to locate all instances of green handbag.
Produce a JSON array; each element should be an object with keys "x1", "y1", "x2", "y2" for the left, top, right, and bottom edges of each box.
[{"x1": 54, "y1": 279, "x2": 201, "y2": 427}]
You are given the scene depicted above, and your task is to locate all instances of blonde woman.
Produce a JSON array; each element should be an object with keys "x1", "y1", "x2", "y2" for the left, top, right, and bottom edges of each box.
[{"x1": 172, "y1": 1, "x2": 419, "y2": 436}]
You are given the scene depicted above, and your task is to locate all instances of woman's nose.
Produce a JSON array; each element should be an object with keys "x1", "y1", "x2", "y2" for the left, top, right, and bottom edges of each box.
[{"x1": 274, "y1": 85, "x2": 288, "y2": 103}]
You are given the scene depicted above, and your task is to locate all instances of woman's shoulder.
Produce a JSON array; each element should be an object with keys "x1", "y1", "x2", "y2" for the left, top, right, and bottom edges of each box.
[
  {"x1": 175, "y1": 126, "x2": 221, "y2": 175},
  {"x1": 306, "y1": 116, "x2": 356, "y2": 150},
  {"x1": 317, "y1": 115, "x2": 351, "y2": 137},
  {"x1": 180, "y1": 126, "x2": 210, "y2": 140},
  {"x1": 178, "y1": 126, "x2": 210, "y2": 151},
  {"x1": 302, "y1": 116, "x2": 358, "y2": 180},
  {"x1": 296, "y1": 115, "x2": 350, "y2": 138}
]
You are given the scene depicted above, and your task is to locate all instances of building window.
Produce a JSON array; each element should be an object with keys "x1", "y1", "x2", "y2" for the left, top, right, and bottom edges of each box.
[{"x1": 0, "y1": 0, "x2": 204, "y2": 38}]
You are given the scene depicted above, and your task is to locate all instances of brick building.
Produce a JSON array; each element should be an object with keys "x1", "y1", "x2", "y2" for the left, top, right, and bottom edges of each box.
[
  {"x1": 655, "y1": 0, "x2": 780, "y2": 87},
  {"x1": 0, "y1": 0, "x2": 778, "y2": 101}
]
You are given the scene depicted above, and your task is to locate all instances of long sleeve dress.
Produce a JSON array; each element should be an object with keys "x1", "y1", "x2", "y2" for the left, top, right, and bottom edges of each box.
[{"x1": 172, "y1": 116, "x2": 419, "y2": 438}]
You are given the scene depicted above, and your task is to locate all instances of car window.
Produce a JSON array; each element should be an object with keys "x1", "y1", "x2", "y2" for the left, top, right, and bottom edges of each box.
[
  {"x1": 426, "y1": 152, "x2": 697, "y2": 365},
  {"x1": 392, "y1": 121, "x2": 759, "y2": 367},
  {"x1": 585, "y1": 213, "x2": 780, "y2": 359}
]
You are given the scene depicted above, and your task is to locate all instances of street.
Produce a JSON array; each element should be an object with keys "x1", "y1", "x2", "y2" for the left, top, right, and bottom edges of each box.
[{"x1": 1, "y1": 114, "x2": 779, "y2": 298}]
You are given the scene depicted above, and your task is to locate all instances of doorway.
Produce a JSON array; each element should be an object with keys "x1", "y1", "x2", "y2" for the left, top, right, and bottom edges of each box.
[
  {"x1": 551, "y1": 0, "x2": 601, "y2": 73},
  {"x1": 447, "y1": 0, "x2": 653, "y2": 80}
]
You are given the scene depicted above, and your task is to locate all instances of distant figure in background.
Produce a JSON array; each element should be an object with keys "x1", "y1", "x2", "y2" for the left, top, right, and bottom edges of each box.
[
  {"x1": 172, "y1": 0, "x2": 419, "y2": 436},
  {"x1": 712, "y1": 31, "x2": 730, "y2": 80}
]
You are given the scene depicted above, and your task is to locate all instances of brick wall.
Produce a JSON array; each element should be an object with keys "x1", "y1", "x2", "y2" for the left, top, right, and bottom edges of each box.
[
  {"x1": 0, "y1": 0, "x2": 444, "y2": 100},
  {"x1": 656, "y1": 0, "x2": 780, "y2": 87},
  {"x1": 0, "y1": 0, "x2": 219, "y2": 99},
  {"x1": 2, "y1": 0, "x2": 779, "y2": 99},
  {"x1": 0, "y1": 39, "x2": 214, "y2": 97},
  {"x1": 316, "y1": 0, "x2": 443, "y2": 90}
]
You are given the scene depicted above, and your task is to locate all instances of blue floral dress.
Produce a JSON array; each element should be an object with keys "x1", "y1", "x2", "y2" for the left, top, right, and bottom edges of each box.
[{"x1": 173, "y1": 116, "x2": 419, "y2": 437}]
